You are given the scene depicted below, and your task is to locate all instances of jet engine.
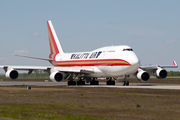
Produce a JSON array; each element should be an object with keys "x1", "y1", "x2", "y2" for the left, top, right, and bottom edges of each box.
[
  {"x1": 154, "y1": 67, "x2": 167, "y2": 79},
  {"x1": 50, "y1": 71, "x2": 64, "y2": 82},
  {"x1": 136, "y1": 69, "x2": 150, "y2": 82},
  {"x1": 5, "y1": 70, "x2": 19, "y2": 80}
]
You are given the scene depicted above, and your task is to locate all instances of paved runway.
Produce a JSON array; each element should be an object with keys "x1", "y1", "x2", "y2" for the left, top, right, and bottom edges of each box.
[{"x1": 0, "y1": 81, "x2": 180, "y2": 90}]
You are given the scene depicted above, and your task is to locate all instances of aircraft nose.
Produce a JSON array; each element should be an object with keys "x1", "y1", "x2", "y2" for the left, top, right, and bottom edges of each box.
[
  {"x1": 120, "y1": 52, "x2": 140, "y2": 75},
  {"x1": 126, "y1": 52, "x2": 140, "y2": 67},
  {"x1": 131, "y1": 57, "x2": 140, "y2": 67},
  {"x1": 130, "y1": 55, "x2": 140, "y2": 66}
]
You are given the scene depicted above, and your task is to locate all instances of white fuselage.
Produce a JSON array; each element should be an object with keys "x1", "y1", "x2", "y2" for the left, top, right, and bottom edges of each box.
[{"x1": 51, "y1": 45, "x2": 140, "y2": 78}]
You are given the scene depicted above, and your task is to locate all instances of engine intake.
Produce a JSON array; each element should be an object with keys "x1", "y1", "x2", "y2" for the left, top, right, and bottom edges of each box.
[
  {"x1": 136, "y1": 69, "x2": 150, "y2": 82},
  {"x1": 155, "y1": 68, "x2": 167, "y2": 79},
  {"x1": 5, "y1": 70, "x2": 19, "y2": 80},
  {"x1": 50, "y1": 71, "x2": 64, "y2": 82}
]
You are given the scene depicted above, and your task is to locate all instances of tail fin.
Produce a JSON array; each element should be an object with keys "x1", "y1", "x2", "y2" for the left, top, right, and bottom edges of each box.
[{"x1": 47, "y1": 20, "x2": 64, "y2": 58}]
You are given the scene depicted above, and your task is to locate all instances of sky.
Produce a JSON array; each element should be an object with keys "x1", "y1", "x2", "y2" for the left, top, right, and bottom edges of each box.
[{"x1": 0, "y1": 0, "x2": 179, "y2": 73}]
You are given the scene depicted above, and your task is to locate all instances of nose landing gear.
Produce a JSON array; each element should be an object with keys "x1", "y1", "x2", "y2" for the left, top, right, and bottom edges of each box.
[{"x1": 123, "y1": 75, "x2": 129, "y2": 86}]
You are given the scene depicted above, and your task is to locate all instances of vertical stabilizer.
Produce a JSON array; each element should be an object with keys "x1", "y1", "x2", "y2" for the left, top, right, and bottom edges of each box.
[{"x1": 47, "y1": 20, "x2": 64, "y2": 58}]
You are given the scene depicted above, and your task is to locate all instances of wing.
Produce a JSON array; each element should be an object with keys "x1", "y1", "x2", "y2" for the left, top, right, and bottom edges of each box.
[
  {"x1": 0, "y1": 65, "x2": 94, "y2": 81},
  {"x1": 140, "y1": 61, "x2": 178, "y2": 70},
  {"x1": 136, "y1": 61, "x2": 178, "y2": 82}
]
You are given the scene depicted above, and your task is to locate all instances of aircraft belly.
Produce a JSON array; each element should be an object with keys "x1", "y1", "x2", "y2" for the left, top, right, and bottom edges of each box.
[
  {"x1": 97, "y1": 66, "x2": 122, "y2": 77},
  {"x1": 84, "y1": 72, "x2": 104, "y2": 78},
  {"x1": 98, "y1": 66, "x2": 137, "y2": 77},
  {"x1": 81, "y1": 66, "x2": 105, "y2": 78}
]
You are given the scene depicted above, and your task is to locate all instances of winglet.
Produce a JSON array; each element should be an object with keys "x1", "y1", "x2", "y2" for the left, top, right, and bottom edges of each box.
[
  {"x1": 173, "y1": 61, "x2": 178, "y2": 67},
  {"x1": 47, "y1": 20, "x2": 64, "y2": 57}
]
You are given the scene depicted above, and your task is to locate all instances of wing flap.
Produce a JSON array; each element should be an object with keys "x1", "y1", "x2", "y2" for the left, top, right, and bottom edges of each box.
[{"x1": 53, "y1": 67, "x2": 94, "y2": 74}]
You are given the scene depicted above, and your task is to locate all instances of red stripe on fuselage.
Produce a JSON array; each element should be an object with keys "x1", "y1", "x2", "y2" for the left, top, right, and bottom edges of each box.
[{"x1": 52, "y1": 59, "x2": 131, "y2": 67}]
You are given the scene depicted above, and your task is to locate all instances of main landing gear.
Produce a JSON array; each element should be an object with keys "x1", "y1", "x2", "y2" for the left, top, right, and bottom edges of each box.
[
  {"x1": 67, "y1": 76, "x2": 130, "y2": 86},
  {"x1": 67, "y1": 74, "x2": 78, "y2": 85},
  {"x1": 68, "y1": 77, "x2": 86, "y2": 85},
  {"x1": 68, "y1": 80, "x2": 76, "y2": 85},
  {"x1": 90, "y1": 78, "x2": 99, "y2": 85},
  {"x1": 68, "y1": 77, "x2": 99, "y2": 86},
  {"x1": 77, "y1": 78, "x2": 85, "y2": 85},
  {"x1": 106, "y1": 78, "x2": 115, "y2": 85}
]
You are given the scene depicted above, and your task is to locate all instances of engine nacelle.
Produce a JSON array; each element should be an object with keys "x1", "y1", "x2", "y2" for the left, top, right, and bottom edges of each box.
[
  {"x1": 50, "y1": 71, "x2": 64, "y2": 82},
  {"x1": 5, "y1": 70, "x2": 19, "y2": 80},
  {"x1": 155, "y1": 67, "x2": 167, "y2": 79},
  {"x1": 136, "y1": 69, "x2": 150, "y2": 82}
]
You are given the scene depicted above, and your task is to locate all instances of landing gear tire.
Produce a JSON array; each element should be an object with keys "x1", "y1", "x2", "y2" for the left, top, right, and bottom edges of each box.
[
  {"x1": 126, "y1": 81, "x2": 129, "y2": 86},
  {"x1": 77, "y1": 80, "x2": 85, "y2": 85},
  {"x1": 106, "y1": 81, "x2": 115, "y2": 85},
  {"x1": 106, "y1": 77, "x2": 115, "y2": 85},
  {"x1": 90, "y1": 78, "x2": 99, "y2": 85},
  {"x1": 90, "y1": 80, "x2": 99, "y2": 85},
  {"x1": 68, "y1": 81, "x2": 76, "y2": 85}
]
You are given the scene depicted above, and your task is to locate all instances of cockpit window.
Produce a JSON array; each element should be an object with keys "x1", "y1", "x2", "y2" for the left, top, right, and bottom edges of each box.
[{"x1": 123, "y1": 48, "x2": 133, "y2": 51}]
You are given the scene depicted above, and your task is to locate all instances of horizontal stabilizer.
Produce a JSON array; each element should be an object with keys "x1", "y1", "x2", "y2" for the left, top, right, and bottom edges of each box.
[{"x1": 14, "y1": 54, "x2": 53, "y2": 61}]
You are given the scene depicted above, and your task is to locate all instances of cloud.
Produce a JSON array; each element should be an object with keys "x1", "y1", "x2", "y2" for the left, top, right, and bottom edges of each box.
[
  {"x1": 14, "y1": 50, "x2": 29, "y2": 54},
  {"x1": 165, "y1": 39, "x2": 177, "y2": 43},
  {"x1": 32, "y1": 32, "x2": 45, "y2": 36}
]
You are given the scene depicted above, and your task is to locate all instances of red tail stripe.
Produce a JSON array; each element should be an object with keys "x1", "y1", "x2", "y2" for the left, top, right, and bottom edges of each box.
[
  {"x1": 47, "y1": 21, "x2": 59, "y2": 54},
  {"x1": 173, "y1": 61, "x2": 176, "y2": 66}
]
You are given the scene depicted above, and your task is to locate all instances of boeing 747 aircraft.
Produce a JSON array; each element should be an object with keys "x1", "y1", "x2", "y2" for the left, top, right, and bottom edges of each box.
[{"x1": 0, "y1": 21, "x2": 178, "y2": 85}]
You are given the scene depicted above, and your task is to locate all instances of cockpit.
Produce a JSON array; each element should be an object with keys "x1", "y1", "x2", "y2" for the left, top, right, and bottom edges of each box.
[{"x1": 123, "y1": 48, "x2": 133, "y2": 51}]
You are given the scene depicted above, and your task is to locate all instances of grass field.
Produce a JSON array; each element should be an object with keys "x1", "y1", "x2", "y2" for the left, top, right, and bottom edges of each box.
[{"x1": 0, "y1": 78, "x2": 180, "y2": 120}]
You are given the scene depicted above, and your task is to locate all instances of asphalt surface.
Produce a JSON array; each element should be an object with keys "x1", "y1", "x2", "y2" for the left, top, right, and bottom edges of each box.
[{"x1": 0, "y1": 81, "x2": 180, "y2": 90}]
